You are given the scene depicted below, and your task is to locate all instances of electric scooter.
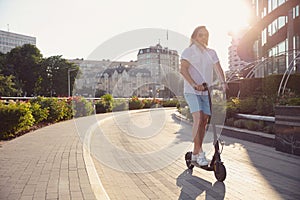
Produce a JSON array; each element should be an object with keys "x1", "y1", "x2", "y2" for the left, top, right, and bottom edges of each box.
[{"x1": 184, "y1": 83, "x2": 227, "y2": 182}]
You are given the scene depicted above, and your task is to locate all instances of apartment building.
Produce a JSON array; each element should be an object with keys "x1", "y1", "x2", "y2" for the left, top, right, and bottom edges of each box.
[
  {"x1": 227, "y1": 29, "x2": 251, "y2": 81},
  {"x1": 69, "y1": 59, "x2": 138, "y2": 97},
  {"x1": 237, "y1": 0, "x2": 300, "y2": 77},
  {"x1": 98, "y1": 64, "x2": 151, "y2": 97},
  {"x1": 93, "y1": 44, "x2": 180, "y2": 98},
  {"x1": 137, "y1": 43, "x2": 179, "y2": 82},
  {"x1": 0, "y1": 30, "x2": 36, "y2": 54}
]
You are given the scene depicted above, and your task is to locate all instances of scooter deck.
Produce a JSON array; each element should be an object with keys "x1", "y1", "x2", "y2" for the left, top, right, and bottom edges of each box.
[{"x1": 190, "y1": 160, "x2": 214, "y2": 171}]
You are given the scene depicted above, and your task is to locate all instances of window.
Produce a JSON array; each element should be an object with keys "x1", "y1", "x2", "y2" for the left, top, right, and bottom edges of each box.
[
  {"x1": 278, "y1": 0, "x2": 285, "y2": 7},
  {"x1": 293, "y1": 5, "x2": 299, "y2": 18},
  {"x1": 272, "y1": 0, "x2": 278, "y2": 11},
  {"x1": 278, "y1": 40, "x2": 286, "y2": 54},
  {"x1": 278, "y1": 16, "x2": 286, "y2": 29},
  {"x1": 268, "y1": 0, "x2": 272, "y2": 13},
  {"x1": 262, "y1": 28, "x2": 267, "y2": 45}
]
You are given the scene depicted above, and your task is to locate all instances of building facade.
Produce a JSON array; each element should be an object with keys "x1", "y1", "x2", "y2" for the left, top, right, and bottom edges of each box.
[
  {"x1": 137, "y1": 43, "x2": 179, "y2": 82},
  {"x1": 69, "y1": 59, "x2": 138, "y2": 97},
  {"x1": 98, "y1": 64, "x2": 151, "y2": 97},
  {"x1": 137, "y1": 43, "x2": 180, "y2": 97},
  {"x1": 0, "y1": 30, "x2": 36, "y2": 54},
  {"x1": 227, "y1": 30, "x2": 251, "y2": 81},
  {"x1": 70, "y1": 44, "x2": 180, "y2": 98},
  {"x1": 237, "y1": 0, "x2": 300, "y2": 77}
]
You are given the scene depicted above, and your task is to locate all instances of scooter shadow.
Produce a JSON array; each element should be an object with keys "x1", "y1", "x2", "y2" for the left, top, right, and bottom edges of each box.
[{"x1": 176, "y1": 169, "x2": 226, "y2": 200}]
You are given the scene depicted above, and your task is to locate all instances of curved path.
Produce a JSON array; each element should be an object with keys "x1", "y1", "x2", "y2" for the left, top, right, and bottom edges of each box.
[{"x1": 1, "y1": 108, "x2": 300, "y2": 200}]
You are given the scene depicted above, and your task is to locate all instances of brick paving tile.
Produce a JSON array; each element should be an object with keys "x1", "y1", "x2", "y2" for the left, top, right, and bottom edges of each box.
[
  {"x1": 0, "y1": 118, "x2": 98, "y2": 200},
  {"x1": 1, "y1": 108, "x2": 300, "y2": 200},
  {"x1": 90, "y1": 108, "x2": 300, "y2": 200}
]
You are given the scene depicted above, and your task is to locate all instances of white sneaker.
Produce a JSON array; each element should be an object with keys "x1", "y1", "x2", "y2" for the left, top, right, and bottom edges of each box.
[
  {"x1": 191, "y1": 153, "x2": 199, "y2": 161},
  {"x1": 197, "y1": 152, "x2": 209, "y2": 166}
]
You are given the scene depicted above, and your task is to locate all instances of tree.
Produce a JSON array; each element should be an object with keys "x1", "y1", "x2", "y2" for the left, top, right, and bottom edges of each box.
[
  {"x1": 40, "y1": 56, "x2": 79, "y2": 96},
  {"x1": 0, "y1": 54, "x2": 20, "y2": 96},
  {"x1": 0, "y1": 73, "x2": 20, "y2": 96},
  {"x1": 5, "y1": 44, "x2": 43, "y2": 96}
]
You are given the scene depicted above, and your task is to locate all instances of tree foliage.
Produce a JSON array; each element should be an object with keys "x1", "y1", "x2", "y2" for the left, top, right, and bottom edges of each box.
[
  {"x1": 5, "y1": 44, "x2": 43, "y2": 96},
  {"x1": 0, "y1": 73, "x2": 20, "y2": 96},
  {"x1": 39, "y1": 56, "x2": 79, "y2": 96},
  {"x1": 0, "y1": 44, "x2": 80, "y2": 97}
]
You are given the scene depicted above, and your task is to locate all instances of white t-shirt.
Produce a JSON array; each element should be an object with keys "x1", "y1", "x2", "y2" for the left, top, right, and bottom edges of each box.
[{"x1": 181, "y1": 44, "x2": 219, "y2": 95}]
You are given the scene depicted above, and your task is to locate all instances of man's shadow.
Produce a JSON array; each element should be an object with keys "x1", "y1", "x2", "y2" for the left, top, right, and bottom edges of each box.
[{"x1": 176, "y1": 169, "x2": 226, "y2": 200}]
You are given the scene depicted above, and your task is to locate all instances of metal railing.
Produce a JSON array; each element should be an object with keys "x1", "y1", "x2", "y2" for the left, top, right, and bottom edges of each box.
[
  {"x1": 277, "y1": 51, "x2": 300, "y2": 96},
  {"x1": 227, "y1": 50, "x2": 299, "y2": 98}
]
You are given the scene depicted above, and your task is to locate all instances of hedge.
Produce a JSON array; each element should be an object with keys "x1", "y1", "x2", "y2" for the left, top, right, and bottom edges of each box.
[
  {"x1": 0, "y1": 96, "x2": 95, "y2": 140},
  {"x1": 0, "y1": 101, "x2": 34, "y2": 139},
  {"x1": 30, "y1": 97, "x2": 71, "y2": 123},
  {"x1": 227, "y1": 73, "x2": 300, "y2": 99}
]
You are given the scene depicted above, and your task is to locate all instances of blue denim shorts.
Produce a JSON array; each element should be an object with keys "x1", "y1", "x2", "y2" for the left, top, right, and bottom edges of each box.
[{"x1": 184, "y1": 93, "x2": 211, "y2": 115}]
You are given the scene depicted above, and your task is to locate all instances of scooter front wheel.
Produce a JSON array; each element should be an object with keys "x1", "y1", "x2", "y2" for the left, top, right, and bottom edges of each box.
[{"x1": 214, "y1": 162, "x2": 226, "y2": 182}]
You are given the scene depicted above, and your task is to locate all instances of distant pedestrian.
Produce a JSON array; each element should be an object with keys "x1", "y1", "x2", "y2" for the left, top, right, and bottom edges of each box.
[{"x1": 180, "y1": 26, "x2": 228, "y2": 166}]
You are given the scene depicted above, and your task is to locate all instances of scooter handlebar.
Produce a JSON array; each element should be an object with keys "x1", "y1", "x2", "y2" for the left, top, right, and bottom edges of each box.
[{"x1": 202, "y1": 82, "x2": 208, "y2": 91}]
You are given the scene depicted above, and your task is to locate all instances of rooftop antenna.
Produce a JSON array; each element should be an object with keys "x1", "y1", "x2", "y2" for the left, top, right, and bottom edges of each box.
[
  {"x1": 7, "y1": 24, "x2": 9, "y2": 32},
  {"x1": 166, "y1": 29, "x2": 169, "y2": 48}
]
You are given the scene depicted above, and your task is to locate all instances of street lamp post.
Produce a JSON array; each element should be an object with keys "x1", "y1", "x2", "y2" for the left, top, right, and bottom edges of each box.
[{"x1": 68, "y1": 68, "x2": 77, "y2": 97}]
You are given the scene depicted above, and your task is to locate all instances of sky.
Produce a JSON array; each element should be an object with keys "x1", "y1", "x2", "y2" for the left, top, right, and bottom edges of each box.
[{"x1": 0, "y1": 0, "x2": 252, "y2": 71}]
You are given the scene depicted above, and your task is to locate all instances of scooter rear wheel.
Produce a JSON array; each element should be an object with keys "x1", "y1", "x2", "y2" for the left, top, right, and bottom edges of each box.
[
  {"x1": 185, "y1": 152, "x2": 194, "y2": 170},
  {"x1": 214, "y1": 162, "x2": 226, "y2": 182}
]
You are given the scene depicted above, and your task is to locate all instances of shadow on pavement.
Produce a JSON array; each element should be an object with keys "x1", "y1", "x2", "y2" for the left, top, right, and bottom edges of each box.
[
  {"x1": 176, "y1": 169, "x2": 226, "y2": 200},
  {"x1": 171, "y1": 113, "x2": 193, "y2": 143}
]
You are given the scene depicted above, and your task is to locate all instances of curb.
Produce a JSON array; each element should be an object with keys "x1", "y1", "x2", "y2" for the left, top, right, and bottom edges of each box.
[
  {"x1": 174, "y1": 111, "x2": 275, "y2": 147},
  {"x1": 82, "y1": 118, "x2": 111, "y2": 200}
]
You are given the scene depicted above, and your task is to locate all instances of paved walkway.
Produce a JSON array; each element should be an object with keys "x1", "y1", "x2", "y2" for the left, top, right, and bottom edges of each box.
[
  {"x1": 0, "y1": 119, "x2": 99, "y2": 200},
  {"x1": 90, "y1": 109, "x2": 300, "y2": 200},
  {"x1": 1, "y1": 109, "x2": 300, "y2": 200}
]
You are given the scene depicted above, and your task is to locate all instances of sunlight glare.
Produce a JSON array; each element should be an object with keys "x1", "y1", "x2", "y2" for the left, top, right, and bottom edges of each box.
[{"x1": 222, "y1": 0, "x2": 252, "y2": 33}]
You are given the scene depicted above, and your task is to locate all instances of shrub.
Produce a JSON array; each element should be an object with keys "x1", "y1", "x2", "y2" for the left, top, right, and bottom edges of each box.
[
  {"x1": 129, "y1": 96, "x2": 144, "y2": 110},
  {"x1": 255, "y1": 96, "x2": 275, "y2": 116},
  {"x1": 29, "y1": 102, "x2": 48, "y2": 124},
  {"x1": 233, "y1": 119, "x2": 245, "y2": 129},
  {"x1": 161, "y1": 99, "x2": 178, "y2": 107},
  {"x1": 71, "y1": 96, "x2": 94, "y2": 117},
  {"x1": 31, "y1": 97, "x2": 70, "y2": 123},
  {"x1": 226, "y1": 98, "x2": 239, "y2": 118},
  {"x1": 95, "y1": 94, "x2": 114, "y2": 113},
  {"x1": 287, "y1": 98, "x2": 300, "y2": 106},
  {"x1": 142, "y1": 98, "x2": 154, "y2": 108},
  {"x1": 142, "y1": 98, "x2": 162, "y2": 109},
  {"x1": 238, "y1": 97, "x2": 256, "y2": 114},
  {"x1": 263, "y1": 125, "x2": 274, "y2": 134},
  {"x1": 225, "y1": 118, "x2": 235, "y2": 126},
  {"x1": 244, "y1": 120, "x2": 260, "y2": 131},
  {"x1": 112, "y1": 99, "x2": 128, "y2": 112},
  {"x1": 0, "y1": 101, "x2": 34, "y2": 139}
]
